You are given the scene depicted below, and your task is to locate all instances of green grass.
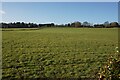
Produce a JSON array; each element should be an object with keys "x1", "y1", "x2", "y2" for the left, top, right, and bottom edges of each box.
[{"x1": 2, "y1": 28, "x2": 118, "y2": 79}]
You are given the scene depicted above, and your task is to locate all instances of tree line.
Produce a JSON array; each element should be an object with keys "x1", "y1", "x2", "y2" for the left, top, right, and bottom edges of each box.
[
  {"x1": 0, "y1": 22, "x2": 54, "y2": 28},
  {"x1": 0, "y1": 21, "x2": 120, "y2": 28}
]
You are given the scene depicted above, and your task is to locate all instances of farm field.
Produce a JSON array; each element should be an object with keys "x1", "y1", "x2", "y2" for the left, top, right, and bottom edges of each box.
[{"x1": 2, "y1": 28, "x2": 118, "y2": 79}]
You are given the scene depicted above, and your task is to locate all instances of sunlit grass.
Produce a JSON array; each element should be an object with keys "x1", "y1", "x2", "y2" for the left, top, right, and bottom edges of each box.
[{"x1": 2, "y1": 28, "x2": 118, "y2": 78}]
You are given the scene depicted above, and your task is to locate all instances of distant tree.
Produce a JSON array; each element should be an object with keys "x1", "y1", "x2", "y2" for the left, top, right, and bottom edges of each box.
[
  {"x1": 61, "y1": 24, "x2": 65, "y2": 27},
  {"x1": 71, "y1": 21, "x2": 81, "y2": 27},
  {"x1": 110, "y1": 22, "x2": 119, "y2": 27},
  {"x1": 82, "y1": 21, "x2": 90, "y2": 27},
  {"x1": 71, "y1": 23, "x2": 75, "y2": 27},
  {"x1": 75, "y1": 21, "x2": 81, "y2": 27},
  {"x1": 1, "y1": 23, "x2": 8, "y2": 28},
  {"x1": 1, "y1": 21, "x2": 119, "y2": 28},
  {"x1": 65, "y1": 24, "x2": 68, "y2": 27},
  {"x1": 104, "y1": 21, "x2": 110, "y2": 28},
  {"x1": 94, "y1": 24, "x2": 104, "y2": 28},
  {"x1": 0, "y1": 23, "x2": 2, "y2": 28},
  {"x1": 67, "y1": 23, "x2": 71, "y2": 27},
  {"x1": 51, "y1": 23, "x2": 55, "y2": 27}
]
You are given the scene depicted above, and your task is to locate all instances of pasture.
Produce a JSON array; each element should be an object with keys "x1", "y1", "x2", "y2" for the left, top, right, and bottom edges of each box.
[{"x1": 2, "y1": 28, "x2": 118, "y2": 79}]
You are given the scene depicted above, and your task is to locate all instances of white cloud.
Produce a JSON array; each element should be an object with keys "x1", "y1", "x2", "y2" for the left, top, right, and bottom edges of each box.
[{"x1": 0, "y1": 10, "x2": 5, "y2": 14}]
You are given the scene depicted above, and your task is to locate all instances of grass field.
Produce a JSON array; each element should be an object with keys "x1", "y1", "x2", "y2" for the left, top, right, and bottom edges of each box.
[{"x1": 2, "y1": 28, "x2": 118, "y2": 79}]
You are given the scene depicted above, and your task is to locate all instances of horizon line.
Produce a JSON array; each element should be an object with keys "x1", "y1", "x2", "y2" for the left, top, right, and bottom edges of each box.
[{"x1": 1, "y1": 21, "x2": 119, "y2": 25}]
